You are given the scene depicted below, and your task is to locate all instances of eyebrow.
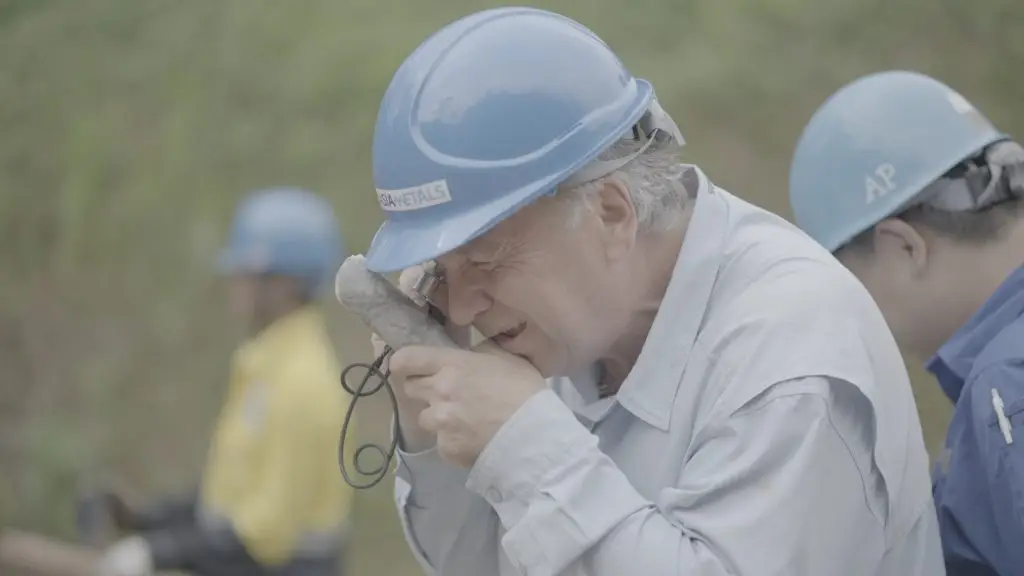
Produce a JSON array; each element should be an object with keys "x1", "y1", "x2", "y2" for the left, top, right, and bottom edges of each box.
[
  {"x1": 436, "y1": 236, "x2": 514, "y2": 277},
  {"x1": 480, "y1": 235, "x2": 518, "y2": 263}
]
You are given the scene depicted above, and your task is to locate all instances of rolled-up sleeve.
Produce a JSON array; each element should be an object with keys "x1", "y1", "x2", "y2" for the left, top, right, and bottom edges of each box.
[{"x1": 465, "y1": 378, "x2": 887, "y2": 576}]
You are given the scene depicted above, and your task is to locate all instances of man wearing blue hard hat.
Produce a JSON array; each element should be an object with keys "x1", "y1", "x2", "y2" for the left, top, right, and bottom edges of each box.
[
  {"x1": 361, "y1": 7, "x2": 943, "y2": 575},
  {"x1": 790, "y1": 71, "x2": 1024, "y2": 576},
  {"x1": 92, "y1": 188, "x2": 354, "y2": 576}
]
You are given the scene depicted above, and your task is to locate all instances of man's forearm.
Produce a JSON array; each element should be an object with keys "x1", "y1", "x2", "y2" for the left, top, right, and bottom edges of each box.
[{"x1": 394, "y1": 448, "x2": 500, "y2": 574}]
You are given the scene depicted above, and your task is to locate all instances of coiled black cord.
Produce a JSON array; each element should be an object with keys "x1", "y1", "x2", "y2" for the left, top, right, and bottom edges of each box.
[
  {"x1": 338, "y1": 344, "x2": 399, "y2": 490},
  {"x1": 337, "y1": 291, "x2": 449, "y2": 490}
]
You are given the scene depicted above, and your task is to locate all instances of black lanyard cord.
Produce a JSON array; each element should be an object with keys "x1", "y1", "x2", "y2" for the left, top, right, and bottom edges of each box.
[{"x1": 338, "y1": 344, "x2": 399, "y2": 490}]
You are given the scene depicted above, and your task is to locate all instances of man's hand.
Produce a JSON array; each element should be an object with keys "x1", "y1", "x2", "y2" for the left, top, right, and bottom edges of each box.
[
  {"x1": 389, "y1": 344, "x2": 547, "y2": 468},
  {"x1": 371, "y1": 264, "x2": 473, "y2": 452},
  {"x1": 372, "y1": 331, "x2": 434, "y2": 451},
  {"x1": 94, "y1": 535, "x2": 153, "y2": 576}
]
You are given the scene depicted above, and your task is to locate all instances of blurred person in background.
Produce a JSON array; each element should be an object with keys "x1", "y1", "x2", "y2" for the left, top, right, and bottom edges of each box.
[
  {"x1": 789, "y1": 70, "x2": 1024, "y2": 576},
  {"x1": 358, "y1": 7, "x2": 943, "y2": 576},
  {"x1": 93, "y1": 187, "x2": 353, "y2": 576}
]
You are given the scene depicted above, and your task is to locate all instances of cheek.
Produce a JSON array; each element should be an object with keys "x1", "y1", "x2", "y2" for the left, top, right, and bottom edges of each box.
[
  {"x1": 496, "y1": 262, "x2": 604, "y2": 345},
  {"x1": 496, "y1": 274, "x2": 576, "y2": 328}
]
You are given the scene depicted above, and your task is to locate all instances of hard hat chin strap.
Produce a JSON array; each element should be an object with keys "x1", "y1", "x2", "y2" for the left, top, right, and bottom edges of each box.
[
  {"x1": 560, "y1": 98, "x2": 685, "y2": 189},
  {"x1": 921, "y1": 140, "x2": 1024, "y2": 212},
  {"x1": 989, "y1": 140, "x2": 1024, "y2": 199},
  {"x1": 640, "y1": 97, "x2": 685, "y2": 147}
]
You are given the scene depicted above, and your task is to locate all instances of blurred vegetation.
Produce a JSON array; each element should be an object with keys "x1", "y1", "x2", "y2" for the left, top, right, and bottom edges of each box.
[{"x1": 1, "y1": 0, "x2": 1021, "y2": 574}]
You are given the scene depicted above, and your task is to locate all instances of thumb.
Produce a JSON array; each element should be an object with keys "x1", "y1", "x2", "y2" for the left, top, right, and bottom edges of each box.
[
  {"x1": 470, "y1": 335, "x2": 502, "y2": 355},
  {"x1": 470, "y1": 337, "x2": 537, "y2": 370}
]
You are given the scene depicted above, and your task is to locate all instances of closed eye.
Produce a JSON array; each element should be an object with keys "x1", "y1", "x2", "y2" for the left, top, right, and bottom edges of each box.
[{"x1": 470, "y1": 260, "x2": 499, "y2": 273}]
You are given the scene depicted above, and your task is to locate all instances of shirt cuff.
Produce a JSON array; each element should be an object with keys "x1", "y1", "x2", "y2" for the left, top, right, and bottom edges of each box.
[{"x1": 466, "y1": 388, "x2": 597, "y2": 527}]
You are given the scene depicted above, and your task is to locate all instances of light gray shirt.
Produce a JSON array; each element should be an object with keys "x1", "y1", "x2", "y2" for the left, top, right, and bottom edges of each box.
[{"x1": 392, "y1": 167, "x2": 945, "y2": 576}]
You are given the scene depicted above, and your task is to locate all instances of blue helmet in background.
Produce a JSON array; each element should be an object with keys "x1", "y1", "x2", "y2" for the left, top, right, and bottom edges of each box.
[
  {"x1": 217, "y1": 187, "x2": 346, "y2": 295},
  {"x1": 789, "y1": 70, "x2": 1008, "y2": 252},
  {"x1": 366, "y1": 7, "x2": 683, "y2": 273}
]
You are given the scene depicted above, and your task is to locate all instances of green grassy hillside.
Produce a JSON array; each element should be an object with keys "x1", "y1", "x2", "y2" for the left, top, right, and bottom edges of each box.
[{"x1": 1, "y1": 1, "x2": 1021, "y2": 574}]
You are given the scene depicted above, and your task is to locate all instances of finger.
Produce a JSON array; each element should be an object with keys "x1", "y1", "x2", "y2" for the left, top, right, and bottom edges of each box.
[
  {"x1": 471, "y1": 337, "x2": 530, "y2": 364},
  {"x1": 470, "y1": 336, "x2": 502, "y2": 355},
  {"x1": 404, "y1": 371, "x2": 457, "y2": 404},
  {"x1": 389, "y1": 345, "x2": 456, "y2": 379},
  {"x1": 470, "y1": 340, "x2": 542, "y2": 379},
  {"x1": 417, "y1": 403, "x2": 448, "y2": 433},
  {"x1": 402, "y1": 374, "x2": 435, "y2": 403}
]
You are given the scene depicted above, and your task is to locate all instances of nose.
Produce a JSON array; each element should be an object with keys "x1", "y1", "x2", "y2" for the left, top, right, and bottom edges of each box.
[{"x1": 444, "y1": 268, "x2": 492, "y2": 327}]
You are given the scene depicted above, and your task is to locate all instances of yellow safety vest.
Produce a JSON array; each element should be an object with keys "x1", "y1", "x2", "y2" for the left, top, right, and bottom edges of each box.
[{"x1": 199, "y1": 306, "x2": 354, "y2": 567}]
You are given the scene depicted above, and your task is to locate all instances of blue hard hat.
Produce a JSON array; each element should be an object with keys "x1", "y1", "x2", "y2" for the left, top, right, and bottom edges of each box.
[
  {"x1": 789, "y1": 70, "x2": 1008, "y2": 252},
  {"x1": 366, "y1": 7, "x2": 682, "y2": 273},
  {"x1": 217, "y1": 187, "x2": 346, "y2": 294}
]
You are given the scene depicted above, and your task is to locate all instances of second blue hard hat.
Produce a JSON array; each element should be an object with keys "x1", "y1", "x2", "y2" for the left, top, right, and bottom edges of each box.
[
  {"x1": 789, "y1": 70, "x2": 1008, "y2": 252},
  {"x1": 217, "y1": 187, "x2": 346, "y2": 295}
]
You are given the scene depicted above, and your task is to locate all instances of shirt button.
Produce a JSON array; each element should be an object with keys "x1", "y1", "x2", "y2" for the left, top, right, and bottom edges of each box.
[{"x1": 486, "y1": 488, "x2": 503, "y2": 503}]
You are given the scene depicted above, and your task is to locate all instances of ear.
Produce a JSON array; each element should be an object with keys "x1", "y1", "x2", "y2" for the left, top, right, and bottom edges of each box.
[
  {"x1": 590, "y1": 178, "x2": 638, "y2": 261},
  {"x1": 873, "y1": 218, "x2": 929, "y2": 276}
]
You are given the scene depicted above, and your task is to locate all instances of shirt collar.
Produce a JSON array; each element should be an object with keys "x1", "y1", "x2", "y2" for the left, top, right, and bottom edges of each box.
[
  {"x1": 926, "y1": 265, "x2": 1024, "y2": 402},
  {"x1": 615, "y1": 166, "x2": 728, "y2": 431}
]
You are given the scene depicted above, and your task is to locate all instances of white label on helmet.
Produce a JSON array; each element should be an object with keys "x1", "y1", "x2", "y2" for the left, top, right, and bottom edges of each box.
[
  {"x1": 376, "y1": 179, "x2": 453, "y2": 212},
  {"x1": 865, "y1": 163, "x2": 897, "y2": 204},
  {"x1": 946, "y1": 91, "x2": 974, "y2": 115}
]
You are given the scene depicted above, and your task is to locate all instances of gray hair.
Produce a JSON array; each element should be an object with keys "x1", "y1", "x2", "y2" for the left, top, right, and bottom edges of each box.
[{"x1": 558, "y1": 139, "x2": 691, "y2": 233}]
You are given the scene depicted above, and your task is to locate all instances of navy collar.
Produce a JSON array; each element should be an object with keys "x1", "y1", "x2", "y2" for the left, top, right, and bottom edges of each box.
[{"x1": 926, "y1": 265, "x2": 1024, "y2": 401}]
